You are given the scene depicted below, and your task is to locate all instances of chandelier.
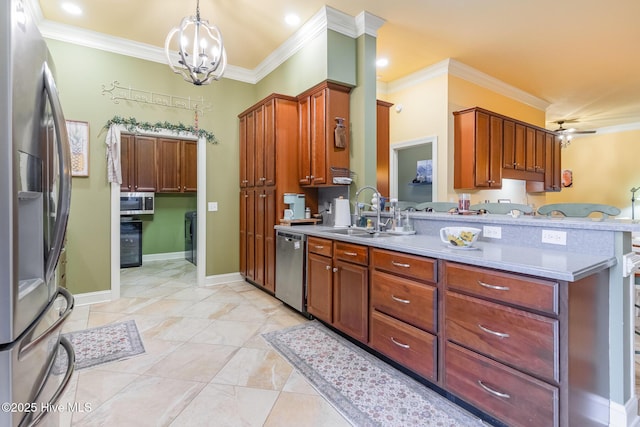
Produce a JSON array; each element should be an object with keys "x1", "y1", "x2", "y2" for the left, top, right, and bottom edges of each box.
[{"x1": 164, "y1": 0, "x2": 227, "y2": 86}]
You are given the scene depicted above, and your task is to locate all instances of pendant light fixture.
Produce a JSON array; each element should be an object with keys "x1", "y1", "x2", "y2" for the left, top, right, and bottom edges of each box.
[{"x1": 164, "y1": 0, "x2": 227, "y2": 86}]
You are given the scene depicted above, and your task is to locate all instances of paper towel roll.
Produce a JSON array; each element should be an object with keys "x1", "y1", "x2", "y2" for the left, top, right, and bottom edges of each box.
[{"x1": 334, "y1": 198, "x2": 351, "y2": 228}]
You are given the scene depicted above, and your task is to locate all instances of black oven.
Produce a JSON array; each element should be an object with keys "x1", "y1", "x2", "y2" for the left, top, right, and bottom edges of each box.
[{"x1": 120, "y1": 192, "x2": 154, "y2": 215}]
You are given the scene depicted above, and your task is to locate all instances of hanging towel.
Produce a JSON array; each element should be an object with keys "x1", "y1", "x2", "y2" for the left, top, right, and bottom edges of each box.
[{"x1": 105, "y1": 126, "x2": 122, "y2": 184}]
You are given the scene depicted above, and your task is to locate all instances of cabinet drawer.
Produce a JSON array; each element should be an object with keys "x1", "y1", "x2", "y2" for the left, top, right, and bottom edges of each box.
[
  {"x1": 446, "y1": 291, "x2": 558, "y2": 382},
  {"x1": 371, "y1": 248, "x2": 436, "y2": 283},
  {"x1": 308, "y1": 237, "x2": 333, "y2": 257},
  {"x1": 445, "y1": 262, "x2": 559, "y2": 315},
  {"x1": 334, "y1": 241, "x2": 368, "y2": 265},
  {"x1": 371, "y1": 270, "x2": 437, "y2": 333},
  {"x1": 370, "y1": 310, "x2": 437, "y2": 381},
  {"x1": 445, "y1": 342, "x2": 558, "y2": 427}
]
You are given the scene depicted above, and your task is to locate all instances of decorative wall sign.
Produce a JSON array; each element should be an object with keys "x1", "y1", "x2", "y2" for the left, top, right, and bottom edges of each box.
[{"x1": 67, "y1": 120, "x2": 89, "y2": 177}]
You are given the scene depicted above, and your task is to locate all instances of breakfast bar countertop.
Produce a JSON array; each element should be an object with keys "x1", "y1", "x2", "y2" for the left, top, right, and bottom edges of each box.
[{"x1": 279, "y1": 224, "x2": 617, "y2": 282}]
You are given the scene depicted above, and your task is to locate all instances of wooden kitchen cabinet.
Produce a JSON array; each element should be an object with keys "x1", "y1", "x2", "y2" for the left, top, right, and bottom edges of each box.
[
  {"x1": 544, "y1": 133, "x2": 562, "y2": 191},
  {"x1": 454, "y1": 107, "x2": 561, "y2": 191},
  {"x1": 306, "y1": 238, "x2": 369, "y2": 343},
  {"x1": 453, "y1": 108, "x2": 502, "y2": 189},
  {"x1": 238, "y1": 94, "x2": 299, "y2": 292},
  {"x1": 156, "y1": 138, "x2": 197, "y2": 193},
  {"x1": 120, "y1": 134, "x2": 157, "y2": 192},
  {"x1": 369, "y1": 248, "x2": 439, "y2": 381},
  {"x1": 443, "y1": 261, "x2": 609, "y2": 426},
  {"x1": 297, "y1": 81, "x2": 351, "y2": 186}
]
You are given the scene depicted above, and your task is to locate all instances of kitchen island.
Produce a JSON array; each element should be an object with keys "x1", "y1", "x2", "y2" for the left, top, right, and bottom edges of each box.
[{"x1": 276, "y1": 212, "x2": 640, "y2": 426}]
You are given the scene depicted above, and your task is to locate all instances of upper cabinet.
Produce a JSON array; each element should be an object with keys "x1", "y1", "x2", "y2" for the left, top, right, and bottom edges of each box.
[
  {"x1": 297, "y1": 81, "x2": 351, "y2": 186},
  {"x1": 120, "y1": 134, "x2": 157, "y2": 192},
  {"x1": 156, "y1": 138, "x2": 197, "y2": 193},
  {"x1": 454, "y1": 107, "x2": 560, "y2": 191}
]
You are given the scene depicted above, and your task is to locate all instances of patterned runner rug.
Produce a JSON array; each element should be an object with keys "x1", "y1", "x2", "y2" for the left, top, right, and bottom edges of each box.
[
  {"x1": 61, "y1": 319, "x2": 145, "y2": 370},
  {"x1": 262, "y1": 321, "x2": 484, "y2": 427}
]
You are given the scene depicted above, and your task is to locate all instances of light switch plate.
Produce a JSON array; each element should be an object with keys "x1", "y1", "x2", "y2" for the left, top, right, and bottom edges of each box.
[{"x1": 208, "y1": 202, "x2": 218, "y2": 212}]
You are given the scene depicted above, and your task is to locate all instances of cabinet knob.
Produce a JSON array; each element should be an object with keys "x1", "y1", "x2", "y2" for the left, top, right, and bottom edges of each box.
[
  {"x1": 310, "y1": 175, "x2": 315, "y2": 179},
  {"x1": 325, "y1": 265, "x2": 331, "y2": 270},
  {"x1": 332, "y1": 267, "x2": 338, "y2": 273},
  {"x1": 259, "y1": 177, "x2": 266, "y2": 181},
  {"x1": 259, "y1": 194, "x2": 266, "y2": 198}
]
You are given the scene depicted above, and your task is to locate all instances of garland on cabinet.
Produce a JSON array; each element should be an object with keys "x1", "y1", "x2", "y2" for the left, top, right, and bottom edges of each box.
[{"x1": 104, "y1": 116, "x2": 218, "y2": 144}]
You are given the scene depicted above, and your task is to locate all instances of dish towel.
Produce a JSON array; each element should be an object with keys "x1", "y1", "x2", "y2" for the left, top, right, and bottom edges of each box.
[{"x1": 105, "y1": 125, "x2": 122, "y2": 184}]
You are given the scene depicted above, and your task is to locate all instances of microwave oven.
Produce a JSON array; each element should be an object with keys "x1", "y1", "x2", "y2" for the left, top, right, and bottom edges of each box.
[{"x1": 120, "y1": 192, "x2": 155, "y2": 215}]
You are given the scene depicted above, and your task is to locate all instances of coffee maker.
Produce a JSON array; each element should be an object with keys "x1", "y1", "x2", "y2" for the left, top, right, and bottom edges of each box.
[{"x1": 284, "y1": 193, "x2": 306, "y2": 219}]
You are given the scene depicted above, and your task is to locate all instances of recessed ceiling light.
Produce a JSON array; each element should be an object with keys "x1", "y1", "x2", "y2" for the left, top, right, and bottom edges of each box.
[
  {"x1": 376, "y1": 58, "x2": 389, "y2": 68},
  {"x1": 61, "y1": 2, "x2": 82, "y2": 16},
  {"x1": 285, "y1": 13, "x2": 300, "y2": 26}
]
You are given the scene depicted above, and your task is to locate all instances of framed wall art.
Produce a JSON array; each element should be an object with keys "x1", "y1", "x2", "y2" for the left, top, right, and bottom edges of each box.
[{"x1": 66, "y1": 120, "x2": 89, "y2": 177}]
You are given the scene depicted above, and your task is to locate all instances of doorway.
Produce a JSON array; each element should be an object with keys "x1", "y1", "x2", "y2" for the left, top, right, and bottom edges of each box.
[
  {"x1": 109, "y1": 125, "x2": 206, "y2": 300},
  {"x1": 389, "y1": 136, "x2": 438, "y2": 203}
]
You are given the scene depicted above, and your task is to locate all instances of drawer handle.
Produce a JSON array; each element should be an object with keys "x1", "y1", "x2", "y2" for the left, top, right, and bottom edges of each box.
[
  {"x1": 478, "y1": 380, "x2": 511, "y2": 399},
  {"x1": 314, "y1": 245, "x2": 324, "y2": 249},
  {"x1": 477, "y1": 280, "x2": 510, "y2": 291},
  {"x1": 391, "y1": 261, "x2": 411, "y2": 268},
  {"x1": 343, "y1": 251, "x2": 358, "y2": 257},
  {"x1": 478, "y1": 324, "x2": 510, "y2": 338},
  {"x1": 390, "y1": 337, "x2": 410, "y2": 349},
  {"x1": 391, "y1": 295, "x2": 411, "y2": 304}
]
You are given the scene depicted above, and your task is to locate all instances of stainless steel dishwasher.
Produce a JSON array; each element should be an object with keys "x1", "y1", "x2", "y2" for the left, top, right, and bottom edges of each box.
[{"x1": 275, "y1": 230, "x2": 307, "y2": 314}]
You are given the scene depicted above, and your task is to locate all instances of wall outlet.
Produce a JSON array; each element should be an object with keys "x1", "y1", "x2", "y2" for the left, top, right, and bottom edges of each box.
[
  {"x1": 541, "y1": 229, "x2": 567, "y2": 245},
  {"x1": 483, "y1": 225, "x2": 502, "y2": 239},
  {"x1": 208, "y1": 202, "x2": 218, "y2": 212}
]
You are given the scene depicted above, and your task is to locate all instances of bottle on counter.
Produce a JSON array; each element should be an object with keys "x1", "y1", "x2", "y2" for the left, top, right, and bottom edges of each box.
[{"x1": 305, "y1": 207, "x2": 311, "y2": 219}]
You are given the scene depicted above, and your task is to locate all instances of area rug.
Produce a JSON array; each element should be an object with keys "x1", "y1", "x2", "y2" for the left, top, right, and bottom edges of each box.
[
  {"x1": 262, "y1": 321, "x2": 483, "y2": 427},
  {"x1": 61, "y1": 319, "x2": 145, "y2": 371}
]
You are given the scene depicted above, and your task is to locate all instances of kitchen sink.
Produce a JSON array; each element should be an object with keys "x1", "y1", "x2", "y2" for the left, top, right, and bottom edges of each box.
[{"x1": 324, "y1": 228, "x2": 391, "y2": 238}]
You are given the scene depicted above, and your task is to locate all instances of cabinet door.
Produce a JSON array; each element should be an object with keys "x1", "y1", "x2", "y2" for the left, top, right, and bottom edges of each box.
[
  {"x1": 239, "y1": 190, "x2": 248, "y2": 277},
  {"x1": 544, "y1": 134, "x2": 562, "y2": 192},
  {"x1": 156, "y1": 138, "x2": 181, "y2": 192},
  {"x1": 307, "y1": 253, "x2": 333, "y2": 323},
  {"x1": 310, "y1": 89, "x2": 327, "y2": 185},
  {"x1": 525, "y1": 127, "x2": 536, "y2": 172},
  {"x1": 333, "y1": 259, "x2": 369, "y2": 343},
  {"x1": 133, "y1": 136, "x2": 157, "y2": 192},
  {"x1": 502, "y1": 119, "x2": 515, "y2": 169},
  {"x1": 246, "y1": 110, "x2": 256, "y2": 187},
  {"x1": 514, "y1": 123, "x2": 526, "y2": 170},
  {"x1": 254, "y1": 189, "x2": 266, "y2": 287},
  {"x1": 246, "y1": 189, "x2": 256, "y2": 281},
  {"x1": 534, "y1": 130, "x2": 546, "y2": 173},
  {"x1": 474, "y1": 112, "x2": 502, "y2": 188},
  {"x1": 255, "y1": 105, "x2": 266, "y2": 186},
  {"x1": 263, "y1": 99, "x2": 276, "y2": 187},
  {"x1": 263, "y1": 187, "x2": 276, "y2": 292},
  {"x1": 120, "y1": 134, "x2": 134, "y2": 191},
  {"x1": 488, "y1": 115, "x2": 503, "y2": 188},
  {"x1": 239, "y1": 115, "x2": 248, "y2": 187},
  {"x1": 298, "y1": 96, "x2": 312, "y2": 185},
  {"x1": 182, "y1": 140, "x2": 198, "y2": 192}
]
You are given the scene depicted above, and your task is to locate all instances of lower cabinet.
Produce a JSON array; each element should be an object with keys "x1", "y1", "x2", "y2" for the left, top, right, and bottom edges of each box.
[
  {"x1": 303, "y1": 238, "x2": 609, "y2": 426},
  {"x1": 306, "y1": 237, "x2": 368, "y2": 343}
]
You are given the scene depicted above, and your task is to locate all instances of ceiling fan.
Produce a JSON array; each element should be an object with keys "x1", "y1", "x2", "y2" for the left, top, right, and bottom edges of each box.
[{"x1": 551, "y1": 120, "x2": 596, "y2": 147}]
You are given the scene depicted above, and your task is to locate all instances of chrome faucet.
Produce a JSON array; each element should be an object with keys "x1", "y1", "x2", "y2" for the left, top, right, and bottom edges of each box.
[{"x1": 354, "y1": 185, "x2": 382, "y2": 232}]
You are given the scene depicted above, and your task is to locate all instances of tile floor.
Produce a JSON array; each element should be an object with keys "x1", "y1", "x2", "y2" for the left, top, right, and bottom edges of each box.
[{"x1": 57, "y1": 259, "x2": 351, "y2": 427}]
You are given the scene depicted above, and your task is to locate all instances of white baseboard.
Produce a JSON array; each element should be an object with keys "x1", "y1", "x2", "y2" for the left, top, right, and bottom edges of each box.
[
  {"x1": 142, "y1": 251, "x2": 188, "y2": 262},
  {"x1": 204, "y1": 272, "x2": 244, "y2": 286},
  {"x1": 72, "y1": 290, "x2": 113, "y2": 306},
  {"x1": 611, "y1": 397, "x2": 640, "y2": 427}
]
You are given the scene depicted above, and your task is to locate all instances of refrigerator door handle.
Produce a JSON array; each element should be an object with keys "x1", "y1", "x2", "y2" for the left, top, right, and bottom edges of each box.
[
  {"x1": 19, "y1": 336, "x2": 75, "y2": 427},
  {"x1": 19, "y1": 287, "x2": 74, "y2": 358},
  {"x1": 43, "y1": 63, "x2": 72, "y2": 284}
]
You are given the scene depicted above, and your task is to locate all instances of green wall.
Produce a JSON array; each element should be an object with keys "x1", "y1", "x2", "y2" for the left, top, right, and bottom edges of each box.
[
  {"x1": 46, "y1": 39, "x2": 254, "y2": 294},
  {"x1": 46, "y1": 25, "x2": 365, "y2": 295},
  {"x1": 141, "y1": 194, "x2": 196, "y2": 255}
]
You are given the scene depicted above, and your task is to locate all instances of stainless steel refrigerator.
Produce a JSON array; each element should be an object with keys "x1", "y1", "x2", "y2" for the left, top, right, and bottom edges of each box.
[{"x1": 1, "y1": 1, "x2": 76, "y2": 426}]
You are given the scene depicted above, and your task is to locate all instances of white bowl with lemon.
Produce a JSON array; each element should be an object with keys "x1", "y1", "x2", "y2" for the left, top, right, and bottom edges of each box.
[{"x1": 440, "y1": 227, "x2": 481, "y2": 248}]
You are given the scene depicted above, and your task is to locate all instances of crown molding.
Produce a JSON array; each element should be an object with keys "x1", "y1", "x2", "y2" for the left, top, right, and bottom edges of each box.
[
  {"x1": 382, "y1": 58, "x2": 549, "y2": 112},
  {"x1": 355, "y1": 11, "x2": 386, "y2": 38}
]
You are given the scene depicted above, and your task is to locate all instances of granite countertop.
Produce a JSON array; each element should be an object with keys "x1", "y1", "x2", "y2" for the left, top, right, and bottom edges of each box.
[{"x1": 277, "y1": 224, "x2": 617, "y2": 282}]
